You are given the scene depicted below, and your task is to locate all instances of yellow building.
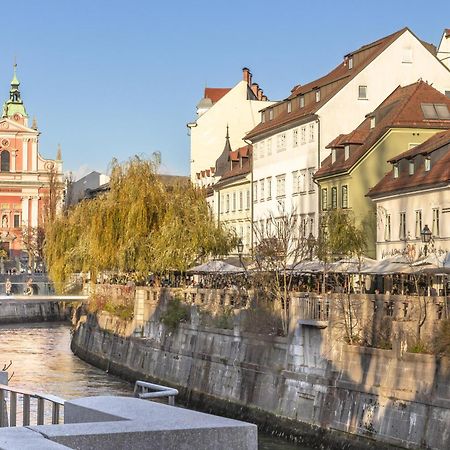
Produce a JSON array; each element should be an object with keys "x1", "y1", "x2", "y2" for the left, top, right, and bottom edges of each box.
[{"x1": 314, "y1": 81, "x2": 450, "y2": 257}]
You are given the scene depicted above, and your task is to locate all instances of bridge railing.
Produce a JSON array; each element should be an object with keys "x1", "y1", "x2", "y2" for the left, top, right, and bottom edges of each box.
[
  {"x1": 0, "y1": 383, "x2": 65, "y2": 427},
  {"x1": 133, "y1": 380, "x2": 178, "y2": 406}
]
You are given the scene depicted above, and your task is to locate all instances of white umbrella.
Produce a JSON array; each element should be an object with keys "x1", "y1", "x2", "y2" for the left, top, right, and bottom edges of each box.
[
  {"x1": 330, "y1": 256, "x2": 377, "y2": 274},
  {"x1": 187, "y1": 260, "x2": 244, "y2": 274}
]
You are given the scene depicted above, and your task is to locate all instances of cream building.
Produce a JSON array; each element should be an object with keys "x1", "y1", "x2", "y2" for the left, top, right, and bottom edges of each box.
[
  {"x1": 188, "y1": 68, "x2": 274, "y2": 185},
  {"x1": 437, "y1": 29, "x2": 450, "y2": 70},
  {"x1": 368, "y1": 129, "x2": 450, "y2": 260},
  {"x1": 246, "y1": 27, "x2": 450, "y2": 242}
]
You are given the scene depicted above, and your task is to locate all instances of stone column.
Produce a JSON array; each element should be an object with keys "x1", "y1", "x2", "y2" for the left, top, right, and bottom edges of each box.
[
  {"x1": 31, "y1": 139, "x2": 37, "y2": 171},
  {"x1": 31, "y1": 197, "x2": 39, "y2": 227},
  {"x1": 22, "y1": 139, "x2": 28, "y2": 171}
]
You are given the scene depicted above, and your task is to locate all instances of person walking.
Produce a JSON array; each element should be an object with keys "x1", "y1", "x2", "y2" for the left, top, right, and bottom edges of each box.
[{"x1": 5, "y1": 278, "x2": 12, "y2": 296}]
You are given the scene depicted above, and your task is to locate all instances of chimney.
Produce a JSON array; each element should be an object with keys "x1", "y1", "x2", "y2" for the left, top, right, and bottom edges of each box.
[
  {"x1": 261, "y1": 94, "x2": 268, "y2": 101},
  {"x1": 251, "y1": 82, "x2": 259, "y2": 98},
  {"x1": 242, "y1": 67, "x2": 251, "y2": 84},
  {"x1": 257, "y1": 88, "x2": 263, "y2": 100}
]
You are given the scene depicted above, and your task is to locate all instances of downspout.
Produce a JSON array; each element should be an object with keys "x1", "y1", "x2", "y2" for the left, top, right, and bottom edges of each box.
[{"x1": 244, "y1": 139, "x2": 253, "y2": 256}]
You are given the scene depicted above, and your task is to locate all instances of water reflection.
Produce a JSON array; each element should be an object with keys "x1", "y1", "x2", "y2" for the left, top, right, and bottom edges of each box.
[{"x1": 0, "y1": 322, "x2": 310, "y2": 449}]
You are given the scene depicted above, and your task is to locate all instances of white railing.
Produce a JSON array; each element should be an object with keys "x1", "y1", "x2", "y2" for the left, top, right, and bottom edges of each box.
[
  {"x1": 134, "y1": 381, "x2": 178, "y2": 406},
  {"x1": 0, "y1": 383, "x2": 65, "y2": 427}
]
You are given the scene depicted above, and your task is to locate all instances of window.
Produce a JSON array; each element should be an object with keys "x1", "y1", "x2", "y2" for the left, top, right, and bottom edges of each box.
[
  {"x1": 300, "y1": 215, "x2": 308, "y2": 237},
  {"x1": 300, "y1": 127, "x2": 306, "y2": 145},
  {"x1": 277, "y1": 133, "x2": 286, "y2": 152},
  {"x1": 309, "y1": 123, "x2": 315, "y2": 142},
  {"x1": 246, "y1": 189, "x2": 250, "y2": 209},
  {"x1": 253, "y1": 143, "x2": 258, "y2": 160},
  {"x1": 269, "y1": 109, "x2": 273, "y2": 120},
  {"x1": 267, "y1": 138, "x2": 272, "y2": 156},
  {"x1": 308, "y1": 168, "x2": 315, "y2": 192},
  {"x1": 421, "y1": 103, "x2": 450, "y2": 119},
  {"x1": 331, "y1": 187, "x2": 337, "y2": 209},
  {"x1": 232, "y1": 192, "x2": 236, "y2": 211},
  {"x1": 293, "y1": 129, "x2": 298, "y2": 147},
  {"x1": 260, "y1": 179, "x2": 265, "y2": 201},
  {"x1": 432, "y1": 208, "x2": 440, "y2": 236},
  {"x1": 385, "y1": 215, "x2": 391, "y2": 241},
  {"x1": 393, "y1": 164, "x2": 399, "y2": 178},
  {"x1": 276, "y1": 174, "x2": 286, "y2": 198},
  {"x1": 315, "y1": 90, "x2": 321, "y2": 103},
  {"x1": 299, "y1": 170, "x2": 307, "y2": 193},
  {"x1": 321, "y1": 188, "x2": 328, "y2": 211},
  {"x1": 370, "y1": 116, "x2": 376, "y2": 128},
  {"x1": 425, "y1": 157, "x2": 431, "y2": 171},
  {"x1": 221, "y1": 195, "x2": 224, "y2": 213},
  {"x1": 13, "y1": 214, "x2": 20, "y2": 228},
  {"x1": 266, "y1": 177, "x2": 272, "y2": 199},
  {"x1": 261, "y1": 112, "x2": 265, "y2": 123},
  {"x1": 292, "y1": 171, "x2": 299, "y2": 194},
  {"x1": 226, "y1": 194, "x2": 230, "y2": 213},
  {"x1": 287, "y1": 101, "x2": 292, "y2": 113},
  {"x1": 331, "y1": 149, "x2": 336, "y2": 164},
  {"x1": 309, "y1": 215, "x2": 315, "y2": 236},
  {"x1": 409, "y1": 160, "x2": 415, "y2": 175},
  {"x1": 0, "y1": 151, "x2": 10, "y2": 172},
  {"x1": 299, "y1": 95, "x2": 305, "y2": 108},
  {"x1": 348, "y1": 57, "x2": 353, "y2": 69},
  {"x1": 239, "y1": 191, "x2": 243, "y2": 210},
  {"x1": 415, "y1": 210, "x2": 422, "y2": 238},
  {"x1": 341, "y1": 185, "x2": 348, "y2": 208},
  {"x1": 253, "y1": 182, "x2": 257, "y2": 203},
  {"x1": 399, "y1": 212, "x2": 406, "y2": 240},
  {"x1": 358, "y1": 85, "x2": 367, "y2": 99},
  {"x1": 344, "y1": 145, "x2": 350, "y2": 160}
]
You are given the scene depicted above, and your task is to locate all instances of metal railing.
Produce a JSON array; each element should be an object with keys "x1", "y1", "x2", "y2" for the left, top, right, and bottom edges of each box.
[
  {"x1": 0, "y1": 384, "x2": 65, "y2": 427},
  {"x1": 134, "y1": 381, "x2": 178, "y2": 406},
  {"x1": 300, "y1": 295, "x2": 330, "y2": 321}
]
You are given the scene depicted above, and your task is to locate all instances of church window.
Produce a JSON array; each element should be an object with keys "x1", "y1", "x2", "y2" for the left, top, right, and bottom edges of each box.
[{"x1": 0, "y1": 151, "x2": 10, "y2": 172}]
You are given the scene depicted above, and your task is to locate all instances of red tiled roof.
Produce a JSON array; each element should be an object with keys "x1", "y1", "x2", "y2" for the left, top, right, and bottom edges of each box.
[
  {"x1": 445, "y1": 29, "x2": 450, "y2": 38},
  {"x1": 215, "y1": 145, "x2": 252, "y2": 185},
  {"x1": 204, "y1": 87, "x2": 231, "y2": 103},
  {"x1": 246, "y1": 28, "x2": 414, "y2": 140},
  {"x1": 315, "y1": 81, "x2": 450, "y2": 179},
  {"x1": 367, "y1": 131, "x2": 450, "y2": 198}
]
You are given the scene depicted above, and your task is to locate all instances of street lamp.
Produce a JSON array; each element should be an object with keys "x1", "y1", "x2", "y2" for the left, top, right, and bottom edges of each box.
[
  {"x1": 307, "y1": 232, "x2": 316, "y2": 260},
  {"x1": 421, "y1": 224, "x2": 432, "y2": 257},
  {"x1": 237, "y1": 238, "x2": 246, "y2": 272}
]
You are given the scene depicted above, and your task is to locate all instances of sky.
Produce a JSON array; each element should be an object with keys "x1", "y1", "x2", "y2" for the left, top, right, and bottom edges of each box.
[{"x1": 1, "y1": 0, "x2": 448, "y2": 180}]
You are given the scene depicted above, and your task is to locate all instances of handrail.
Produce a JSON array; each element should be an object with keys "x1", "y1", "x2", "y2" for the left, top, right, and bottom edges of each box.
[
  {"x1": 134, "y1": 380, "x2": 178, "y2": 406},
  {"x1": 0, "y1": 383, "x2": 65, "y2": 427}
]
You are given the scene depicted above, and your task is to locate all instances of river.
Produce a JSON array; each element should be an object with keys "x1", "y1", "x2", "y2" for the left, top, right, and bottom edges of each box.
[{"x1": 0, "y1": 322, "x2": 313, "y2": 449}]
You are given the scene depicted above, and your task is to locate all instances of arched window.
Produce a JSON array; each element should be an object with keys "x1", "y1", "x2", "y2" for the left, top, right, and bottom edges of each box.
[{"x1": 1, "y1": 151, "x2": 10, "y2": 172}]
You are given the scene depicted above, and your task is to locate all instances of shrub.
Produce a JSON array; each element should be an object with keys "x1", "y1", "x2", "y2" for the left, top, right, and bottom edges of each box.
[
  {"x1": 434, "y1": 319, "x2": 450, "y2": 356},
  {"x1": 213, "y1": 307, "x2": 234, "y2": 329},
  {"x1": 408, "y1": 340, "x2": 430, "y2": 354},
  {"x1": 160, "y1": 298, "x2": 190, "y2": 330}
]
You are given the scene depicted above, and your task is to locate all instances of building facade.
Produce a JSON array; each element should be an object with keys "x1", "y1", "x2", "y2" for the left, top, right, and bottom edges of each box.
[
  {"x1": 188, "y1": 68, "x2": 274, "y2": 185},
  {"x1": 368, "y1": 129, "x2": 450, "y2": 260},
  {"x1": 314, "y1": 81, "x2": 450, "y2": 257},
  {"x1": 246, "y1": 28, "x2": 450, "y2": 245},
  {"x1": 0, "y1": 66, "x2": 63, "y2": 259}
]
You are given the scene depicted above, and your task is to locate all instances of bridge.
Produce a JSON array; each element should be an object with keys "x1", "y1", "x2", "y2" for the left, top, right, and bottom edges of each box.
[{"x1": 0, "y1": 295, "x2": 88, "y2": 303}]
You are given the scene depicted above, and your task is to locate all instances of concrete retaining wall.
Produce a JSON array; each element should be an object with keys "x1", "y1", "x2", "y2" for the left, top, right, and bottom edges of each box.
[{"x1": 0, "y1": 300, "x2": 70, "y2": 324}]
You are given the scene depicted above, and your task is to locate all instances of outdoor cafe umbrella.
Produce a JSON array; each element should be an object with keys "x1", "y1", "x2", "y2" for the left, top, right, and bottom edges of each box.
[
  {"x1": 186, "y1": 260, "x2": 244, "y2": 274},
  {"x1": 330, "y1": 256, "x2": 377, "y2": 274}
]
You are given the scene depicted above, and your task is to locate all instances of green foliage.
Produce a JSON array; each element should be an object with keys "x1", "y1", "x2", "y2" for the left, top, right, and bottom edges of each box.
[
  {"x1": 160, "y1": 298, "x2": 190, "y2": 330},
  {"x1": 87, "y1": 292, "x2": 134, "y2": 321},
  {"x1": 213, "y1": 307, "x2": 234, "y2": 329},
  {"x1": 317, "y1": 209, "x2": 366, "y2": 261},
  {"x1": 434, "y1": 319, "x2": 450, "y2": 356},
  {"x1": 44, "y1": 156, "x2": 235, "y2": 284},
  {"x1": 408, "y1": 340, "x2": 430, "y2": 354}
]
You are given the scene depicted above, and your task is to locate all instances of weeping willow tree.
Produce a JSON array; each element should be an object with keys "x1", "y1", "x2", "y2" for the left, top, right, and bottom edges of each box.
[{"x1": 44, "y1": 157, "x2": 235, "y2": 284}]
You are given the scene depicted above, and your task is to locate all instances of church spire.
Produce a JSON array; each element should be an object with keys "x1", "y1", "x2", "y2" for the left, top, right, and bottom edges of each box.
[{"x1": 2, "y1": 62, "x2": 28, "y2": 119}]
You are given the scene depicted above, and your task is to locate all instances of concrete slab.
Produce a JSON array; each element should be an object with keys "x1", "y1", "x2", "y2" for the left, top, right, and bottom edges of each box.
[{"x1": 0, "y1": 427, "x2": 67, "y2": 450}]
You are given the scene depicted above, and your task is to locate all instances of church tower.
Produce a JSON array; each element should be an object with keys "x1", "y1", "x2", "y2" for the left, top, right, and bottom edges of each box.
[{"x1": 2, "y1": 64, "x2": 28, "y2": 126}]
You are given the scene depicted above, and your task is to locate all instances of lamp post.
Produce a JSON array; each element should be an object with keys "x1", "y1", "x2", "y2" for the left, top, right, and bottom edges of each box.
[
  {"x1": 307, "y1": 232, "x2": 316, "y2": 261},
  {"x1": 237, "y1": 238, "x2": 245, "y2": 271},
  {"x1": 421, "y1": 224, "x2": 432, "y2": 257}
]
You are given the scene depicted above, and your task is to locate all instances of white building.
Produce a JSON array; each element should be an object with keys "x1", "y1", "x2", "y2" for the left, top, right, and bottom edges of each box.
[
  {"x1": 188, "y1": 68, "x2": 275, "y2": 185},
  {"x1": 437, "y1": 29, "x2": 450, "y2": 71},
  {"x1": 67, "y1": 171, "x2": 110, "y2": 206},
  {"x1": 368, "y1": 129, "x2": 450, "y2": 260},
  {"x1": 246, "y1": 27, "x2": 450, "y2": 242}
]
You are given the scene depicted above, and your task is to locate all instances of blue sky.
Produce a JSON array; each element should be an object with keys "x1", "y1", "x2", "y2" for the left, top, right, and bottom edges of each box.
[{"x1": 2, "y1": 0, "x2": 448, "y2": 179}]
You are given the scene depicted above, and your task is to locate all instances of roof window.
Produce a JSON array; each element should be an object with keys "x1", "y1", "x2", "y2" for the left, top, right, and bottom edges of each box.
[
  {"x1": 331, "y1": 149, "x2": 336, "y2": 164},
  {"x1": 269, "y1": 109, "x2": 273, "y2": 120},
  {"x1": 315, "y1": 89, "x2": 321, "y2": 103},
  {"x1": 409, "y1": 160, "x2": 415, "y2": 175},
  {"x1": 261, "y1": 112, "x2": 265, "y2": 123},
  {"x1": 421, "y1": 103, "x2": 450, "y2": 119},
  {"x1": 348, "y1": 57, "x2": 353, "y2": 69},
  {"x1": 370, "y1": 116, "x2": 376, "y2": 128},
  {"x1": 287, "y1": 101, "x2": 292, "y2": 113},
  {"x1": 393, "y1": 164, "x2": 399, "y2": 178},
  {"x1": 425, "y1": 157, "x2": 431, "y2": 172},
  {"x1": 299, "y1": 95, "x2": 305, "y2": 108},
  {"x1": 344, "y1": 145, "x2": 350, "y2": 161}
]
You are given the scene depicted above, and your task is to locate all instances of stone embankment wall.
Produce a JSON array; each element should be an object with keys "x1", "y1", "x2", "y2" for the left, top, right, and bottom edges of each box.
[
  {"x1": 0, "y1": 300, "x2": 70, "y2": 324},
  {"x1": 71, "y1": 287, "x2": 450, "y2": 450}
]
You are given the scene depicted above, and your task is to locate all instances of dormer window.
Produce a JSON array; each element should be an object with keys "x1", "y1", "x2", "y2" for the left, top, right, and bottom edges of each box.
[
  {"x1": 269, "y1": 109, "x2": 273, "y2": 120},
  {"x1": 425, "y1": 157, "x2": 431, "y2": 171},
  {"x1": 370, "y1": 116, "x2": 376, "y2": 128},
  {"x1": 331, "y1": 149, "x2": 336, "y2": 164},
  {"x1": 344, "y1": 145, "x2": 350, "y2": 161},
  {"x1": 315, "y1": 90, "x2": 321, "y2": 103},
  {"x1": 287, "y1": 101, "x2": 292, "y2": 113},
  {"x1": 409, "y1": 160, "x2": 415, "y2": 175},
  {"x1": 261, "y1": 112, "x2": 265, "y2": 123},
  {"x1": 299, "y1": 95, "x2": 305, "y2": 108},
  {"x1": 393, "y1": 164, "x2": 399, "y2": 178},
  {"x1": 348, "y1": 57, "x2": 353, "y2": 69}
]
